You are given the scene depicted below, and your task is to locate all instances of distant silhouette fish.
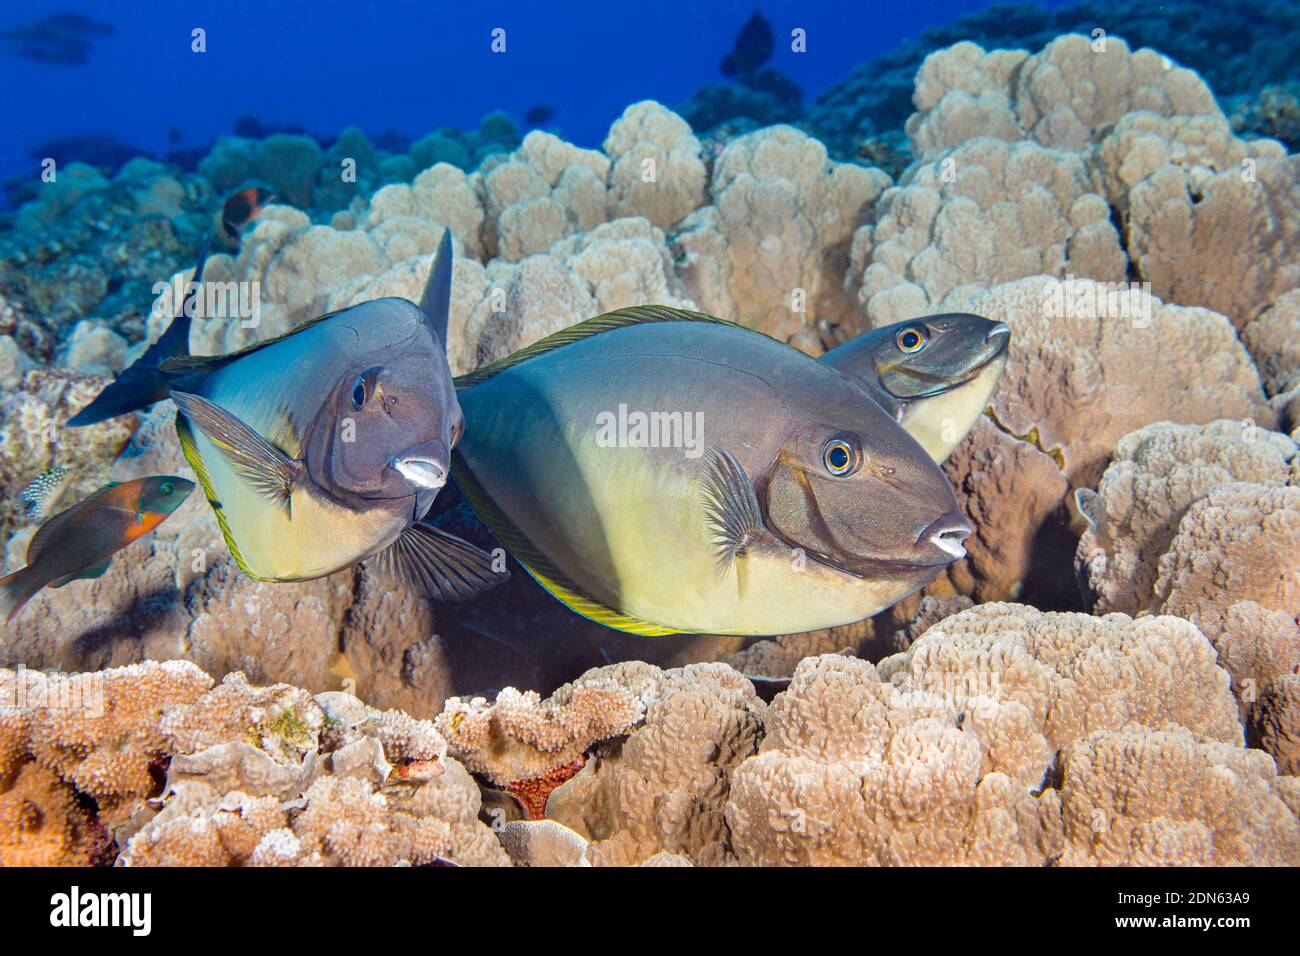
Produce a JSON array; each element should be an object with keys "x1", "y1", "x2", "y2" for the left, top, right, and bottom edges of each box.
[
  {"x1": 524, "y1": 105, "x2": 555, "y2": 126},
  {"x1": 0, "y1": 476, "x2": 194, "y2": 622},
  {"x1": 42, "y1": 12, "x2": 116, "y2": 35},
  {"x1": 11, "y1": 39, "x2": 89, "y2": 65},
  {"x1": 1, "y1": 11, "x2": 115, "y2": 64},
  {"x1": 223, "y1": 186, "x2": 274, "y2": 240},
  {"x1": 721, "y1": 10, "x2": 773, "y2": 78}
]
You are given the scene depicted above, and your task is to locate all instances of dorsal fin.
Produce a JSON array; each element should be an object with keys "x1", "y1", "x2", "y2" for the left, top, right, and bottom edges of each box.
[
  {"x1": 453, "y1": 305, "x2": 753, "y2": 389},
  {"x1": 67, "y1": 235, "x2": 211, "y2": 426},
  {"x1": 450, "y1": 452, "x2": 682, "y2": 637},
  {"x1": 159, "y1": 306, "x2": 348, "y2": 376},
  {"x1": 419, "y1": 230, "x2": 453, "y2": 346}
]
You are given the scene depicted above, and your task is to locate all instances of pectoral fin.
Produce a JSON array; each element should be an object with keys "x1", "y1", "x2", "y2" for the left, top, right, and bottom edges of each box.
[
  {"x1": 170, "y1": 390, "x2": 301, "y2": 510},
  {"x1": 374, "y1": 521, "x2": 508, "y2": 602},
  {"x1": 699, "y1": 445, "x2": 764, "y2": 572}
]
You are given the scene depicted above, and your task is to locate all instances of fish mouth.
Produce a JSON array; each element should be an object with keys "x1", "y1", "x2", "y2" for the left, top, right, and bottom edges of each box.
[
  {"x1": 786, "y1": 509, "x2": 972, "y2": 579},
  {"x1": 392, "y1": 456, "x2": 447, "y2": 490},
  {"x1": 915, "y1": 510, "x2": 973, "y2": 562}
]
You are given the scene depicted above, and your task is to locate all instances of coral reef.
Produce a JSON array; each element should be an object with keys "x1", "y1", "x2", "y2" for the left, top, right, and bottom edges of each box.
[
  {"x1": 0, "y1": 661, "x2": 509, "y2": 866},
  {"x1": 7, "y1": 621, "x2": 1294, "y2": 867},
  {"x1": 2, "y1": 12, "x2": 1299, "y2": 867}
]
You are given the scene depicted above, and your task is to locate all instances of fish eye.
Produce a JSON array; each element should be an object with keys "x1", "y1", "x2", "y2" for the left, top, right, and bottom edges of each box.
[
  {"x1": 350, "y1": 367, "x2": 383, "y2": 412},
  {"x1": 160, "y1": 481, "x2": 174, "y2": 495},
  {"x1": 895, "y1": 326, "x2": 928, "y2": 353},
  {"x1": 822, "y1": 438, "x2": 856, "y2": 477}
]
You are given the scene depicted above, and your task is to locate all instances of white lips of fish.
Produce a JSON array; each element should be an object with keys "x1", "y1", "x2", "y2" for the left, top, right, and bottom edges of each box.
[{"x1": 394, "y1": 457, "x2": 447, "y2": 490}]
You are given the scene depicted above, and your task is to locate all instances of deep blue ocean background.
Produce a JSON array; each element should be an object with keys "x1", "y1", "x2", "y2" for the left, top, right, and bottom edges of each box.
[{"x1": 0, "y1": 0, "x2": 1077, "y2": 184}]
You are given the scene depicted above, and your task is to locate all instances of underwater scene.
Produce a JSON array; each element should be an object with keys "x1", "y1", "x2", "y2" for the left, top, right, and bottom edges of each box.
[{"x1": 0, "y1": 0, "x2": 1298, "y2": 881}]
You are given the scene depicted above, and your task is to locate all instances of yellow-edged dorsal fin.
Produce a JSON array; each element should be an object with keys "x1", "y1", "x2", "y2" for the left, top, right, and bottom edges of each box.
[{"x1": 454, "y1": 305, "x2": 760, "y2": 389}]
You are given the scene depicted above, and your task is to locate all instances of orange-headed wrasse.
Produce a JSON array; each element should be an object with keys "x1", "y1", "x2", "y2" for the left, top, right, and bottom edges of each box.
[{"x1": 0, "y1": 476, "x2": 194, "y2": 622}]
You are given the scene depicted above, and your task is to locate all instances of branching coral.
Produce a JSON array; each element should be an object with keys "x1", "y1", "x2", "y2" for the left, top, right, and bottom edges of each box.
[
  {"x1": 0, "y1": 662, "x2": 506, "y2": 866},
  {"x1": 434, "y1": 678, "x2": 645, "y2": 795},
  {"x1": 18, "y1": 661, "x2": 213, "y2": 825}
]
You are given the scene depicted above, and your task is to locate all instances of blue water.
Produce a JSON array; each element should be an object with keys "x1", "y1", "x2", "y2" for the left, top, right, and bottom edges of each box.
[{"x1": 0, "y1": 0, "x2": 1070, "y2": 182}]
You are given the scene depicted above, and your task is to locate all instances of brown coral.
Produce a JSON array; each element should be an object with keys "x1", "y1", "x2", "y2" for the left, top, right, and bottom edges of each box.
[
  {"x1": 1076, "y1": 421, "x2": 1296, "y2": 616},
  {"x1": 1057, "y1": 730, "x2": 1300, "y2": 865},
  {"x1": 545, "y1": 661, "x2": 766, "y2": 866},
  {"x1": 848, "y1": 138, "x2": 1126, "y2": 327}
]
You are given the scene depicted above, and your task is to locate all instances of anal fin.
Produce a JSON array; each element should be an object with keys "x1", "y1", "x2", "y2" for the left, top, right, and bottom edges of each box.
[{"x1": 50, "y1": 559, "x2": 112, "y2": 588}]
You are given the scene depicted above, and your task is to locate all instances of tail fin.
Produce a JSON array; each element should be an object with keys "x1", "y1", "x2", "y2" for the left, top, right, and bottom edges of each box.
[
  {"x1": 419, "y1": 229, "x2": 453, "y2": 346},
  {"x1": 0, "y1": 565, "x2": 43, "y2": 624},
  {"x1": 68, "y1": 234, "x2": 212, "y2": 427}
]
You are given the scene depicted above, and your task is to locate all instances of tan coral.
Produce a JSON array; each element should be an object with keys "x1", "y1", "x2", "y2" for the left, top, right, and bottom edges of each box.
[
  {"x1": 848, "y1": 139, "x2": 1127, "y2": 327},
  {"x1": 604, "y1": 101, "x2": 707, "y2": 229},
  {"x1": 876, "y1": 603, "x2": 1243, "y2": 749},
  {"x1": 935, "y1": 275, "x2": 1271, "y2": 604},
  {"x1": 459, "y1": 254, "x2": 596, "y2": 369},
  {"x1": 1057, "y1": 730, "x2": 1300, "y2": 865},
  {"x1": 673, "y1": 125, "x2": 889, "y2": 343},
  {"x1": 906, "y1": 42, "x2": 1028, "y2": 160},
  {"x1": 477, "y1": 131, "x2": 610, "y2": 260},
  {"x1": 549, "y1": 217, "x2": 695, "y2": 314},
  {"x1": 1013, "y1": 35, "x2": 1219, "y2": 151},
  {"x1": 1152, "y1": 483, "x2": 1300, "y2": 758},
  {"x1": 1243, "y1": 290, "x2": 1300, "y2": 397},
  {"x1": 906, "y1": 35, "x2": 1220, "y2": 160},
  {"x1": 1088, "y1": 111, "x2": 1297, "y2": 329},
  {"x1": 726, "y1": 654, "x2": 1062, "y2": 866},
  {"x1": 1075, "y1": 421, "x2": 1297, "y2": 616}
]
